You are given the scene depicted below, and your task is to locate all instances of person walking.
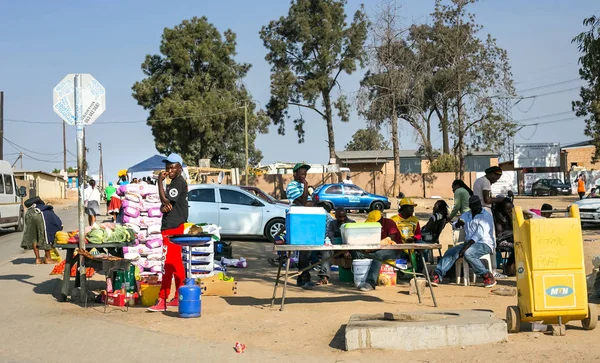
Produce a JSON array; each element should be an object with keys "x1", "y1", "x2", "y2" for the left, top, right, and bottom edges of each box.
[
  {"x1": 84, "y1": 180, "x2": 101, "y2": 226},
  {"x1": 578, "y1": 174, "x2": 586, "y2": 200},
  {"x1": 20, "y1": 197, "x2": 63, "y2": 264},
  {"x1": 104, "y1": 182, "x2": 116, "y2": 215},
  {"x1": 148, "y1": 153, "x2": 189, "y2": 312}
]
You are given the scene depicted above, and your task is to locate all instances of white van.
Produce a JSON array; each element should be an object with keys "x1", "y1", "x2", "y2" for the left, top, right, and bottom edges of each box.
[{"x1": 0, "y1": 161, "x2": 27, "y2": 231}]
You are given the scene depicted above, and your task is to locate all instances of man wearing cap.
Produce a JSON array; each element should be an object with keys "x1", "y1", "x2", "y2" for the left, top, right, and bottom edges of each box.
[
  {"x1": 104, "y1": 181, "x2": 116, "y2": 215},
  {"x1": 351, "y1": 210, "x2": 403, "y2": 291},
  {"x1": 473, "y1": 166, "x2": 505, "y2": 212},
  {"x1": 286, "y1": 163, "x2": 314, "y2": 288},
  {"x1": 148, "y1": 153, "x2": 189, "y2": 312},
  {"x1": 286, "y1": 163, "x2": 311, "y2": 206},
  {"x1": 430, "y1": 195, "x2": 497, "y2": 288},
  {"x1": 391, "y1": 198, "x2": 422, "y2": 243}
]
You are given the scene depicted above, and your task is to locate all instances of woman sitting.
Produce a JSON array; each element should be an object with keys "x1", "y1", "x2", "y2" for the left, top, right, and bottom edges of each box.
[{"x1": 417, "y1": 200, "x2": 450, "y2": 271}]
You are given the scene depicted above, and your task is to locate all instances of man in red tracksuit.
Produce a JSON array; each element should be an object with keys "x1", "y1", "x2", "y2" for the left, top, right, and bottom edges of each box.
[{"x1": 148, "y1": 153, "x2": 188, "y2": 312}]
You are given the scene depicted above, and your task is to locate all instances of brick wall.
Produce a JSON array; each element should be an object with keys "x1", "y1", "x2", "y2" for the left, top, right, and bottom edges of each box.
[{"x1": 565, "y1": 146, "x2": 597, "y2": 170}]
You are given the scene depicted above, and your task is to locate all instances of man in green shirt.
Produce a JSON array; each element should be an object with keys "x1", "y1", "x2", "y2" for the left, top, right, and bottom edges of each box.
[{"x1": 104, "y1": 182, "x2": 117, "y2": 215}]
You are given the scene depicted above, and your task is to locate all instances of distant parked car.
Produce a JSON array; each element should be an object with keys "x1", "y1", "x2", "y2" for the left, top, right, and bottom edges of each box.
[
  {"x1": 531, "y1": 179, "x2": 572, "y2": 196},
  {"x1": 311, "y1": 183, "x2": 391, "y2": 211},
  {"x1": 239, "y1": 186, "x2": 287, "y2": 206},
  {"x1": 188, "y1": 184, "x2": 286, "y2": 242}
]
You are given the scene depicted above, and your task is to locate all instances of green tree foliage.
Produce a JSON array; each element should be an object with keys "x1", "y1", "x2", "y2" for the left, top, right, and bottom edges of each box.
[
  {"x1": 429, "y1": 153, "x2": 459, "y2": 173},
  {"x1": 67, "y1": 167, "x2": 75, "y2": 173},
  {"x1": 573, "y1": 15, "x2": 600, "y2": 162},
  {"x1": 426, "y1": 0, "x2": 516, "y2": 176},
  {"x1": 132, "y1": 17, "x2": 269, "y2": 169},
  {"x1": 260, "y1": 0, "x2": 368, "y2": 160},
  {"x1": 345, "y1": 128, "x2": 387, "y2": 151}
]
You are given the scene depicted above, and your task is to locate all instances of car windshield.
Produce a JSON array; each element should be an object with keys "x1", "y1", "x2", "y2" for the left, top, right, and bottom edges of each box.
[
  {"x1": 548, "y1": 179, "x2": 562, "y2": 184},
  {"x1": 244, "y1": 188, "x2": 277, "y2": 204}
]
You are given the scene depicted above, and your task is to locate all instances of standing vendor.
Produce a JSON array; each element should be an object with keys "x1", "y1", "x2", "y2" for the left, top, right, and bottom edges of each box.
[
  {"x1": 148, "y1": 153, "x2": 189, "y2": 312},
  {"x1": 286, "y1": 162, "x2": 313, "y2": 289}
]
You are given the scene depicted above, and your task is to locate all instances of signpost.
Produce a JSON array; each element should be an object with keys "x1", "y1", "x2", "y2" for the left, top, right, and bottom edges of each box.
[{"x1": 53, "y1": 74, "x2": 105, "y2": 301}]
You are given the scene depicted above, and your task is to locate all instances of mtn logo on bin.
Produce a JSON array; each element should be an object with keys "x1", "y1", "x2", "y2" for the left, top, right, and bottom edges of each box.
[{"x1": 545, "y1": 286, "x2": 573, "y2": 297}]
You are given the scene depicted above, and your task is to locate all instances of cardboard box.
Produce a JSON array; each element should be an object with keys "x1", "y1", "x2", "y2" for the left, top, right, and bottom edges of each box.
[{"x1": 198, "y1": 274, "x2": 238, "y2": 296}]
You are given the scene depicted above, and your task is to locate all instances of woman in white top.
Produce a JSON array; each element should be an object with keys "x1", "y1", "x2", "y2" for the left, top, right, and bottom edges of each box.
[{"x1": 84, "y1": 179, "x2": 101, "y2": 226}]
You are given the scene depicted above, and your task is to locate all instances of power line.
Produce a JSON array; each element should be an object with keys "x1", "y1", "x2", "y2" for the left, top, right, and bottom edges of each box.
[
  {"x1": 516, "y1": 78, "x2": 581, "y2": 93},
  {"x1": 514, "y1": 111, "x2": 574, "y2": 123},
  {"x1": 3, "y1": 137, "x2": 65, "y2": 156},
  {"x1": 4, "y1": 106, "x2": 248, "y2": 126}
]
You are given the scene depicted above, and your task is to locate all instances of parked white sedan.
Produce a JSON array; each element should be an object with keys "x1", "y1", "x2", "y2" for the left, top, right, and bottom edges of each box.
[
  {"x1": 187, "y1": 184, "x2": 287, "y2": 242},
  {"x1": 574, "y1": 185, "x2": 600, "y2": 224}
]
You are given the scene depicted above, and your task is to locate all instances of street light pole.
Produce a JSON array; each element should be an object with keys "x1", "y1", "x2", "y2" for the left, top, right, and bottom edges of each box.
[
  {"x1": 98, "y1": 142, "x2": 103, "y2": 189},
  {"x1": 244, "y1": 101, "x2": 248, "y2": 186}
]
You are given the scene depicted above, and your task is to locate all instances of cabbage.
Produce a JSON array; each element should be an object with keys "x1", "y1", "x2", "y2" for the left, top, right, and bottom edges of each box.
[
  {"x1": 105, "y1": 225, "x2": 135, "y2": 243},
  {"x1": 87, "y1": 228, "x2": 107, "y2": 244}
]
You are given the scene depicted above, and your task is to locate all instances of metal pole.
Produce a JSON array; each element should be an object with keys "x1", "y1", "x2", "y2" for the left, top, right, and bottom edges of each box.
[
  {"x1": 98, "y1": 143, "x2": 103, "y2": 189},
  {"x1": 75, "y1": 74, "x2": 87, "y2": 300},
  {"x1": 63, "y1": 120, "x2": 67, "y2": 197},
  {"x1": 244, "y1": 102, "x2": 248, "y2": 186}
]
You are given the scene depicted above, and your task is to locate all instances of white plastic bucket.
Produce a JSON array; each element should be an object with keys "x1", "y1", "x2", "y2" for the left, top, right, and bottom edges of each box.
[{"x1": 352, "y1": 259, "x2": 372, "y2": 287}]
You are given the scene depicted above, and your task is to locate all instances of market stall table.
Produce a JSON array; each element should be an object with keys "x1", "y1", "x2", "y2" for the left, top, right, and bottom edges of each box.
[
  {"x1": 271, "y1": 243, "x2": 441, "y2": 311},
  {"x1": 55, "y1": 242, "x2": 135, "y2": 302}
]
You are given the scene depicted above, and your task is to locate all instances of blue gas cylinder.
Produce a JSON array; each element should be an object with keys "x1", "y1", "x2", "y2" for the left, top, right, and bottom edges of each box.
[{"x1": 178, "y1": 278, "x2": 201, "y2": 318}]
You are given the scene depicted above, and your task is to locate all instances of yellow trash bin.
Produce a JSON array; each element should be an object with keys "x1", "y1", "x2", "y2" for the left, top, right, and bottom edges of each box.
[{"x1": 507, "y1": 205, "x2": 597, "y2": 334}]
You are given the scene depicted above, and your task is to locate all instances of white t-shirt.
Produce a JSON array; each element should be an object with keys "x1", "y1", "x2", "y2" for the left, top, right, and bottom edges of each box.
[
  {"x1": 473, "y1": 176, "x2": 492, "y2": 208},
  {"x1": 84, "y1": 187, "x2": 101, "y2": 203},
  {"x1": 343, "y1": 179, "x2": 353, "y2": 184}
]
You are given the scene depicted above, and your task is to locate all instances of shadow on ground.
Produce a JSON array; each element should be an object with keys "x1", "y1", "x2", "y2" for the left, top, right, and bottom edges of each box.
[{"x1": 222, "y1": 294, "x2": 383, "y2": 307}]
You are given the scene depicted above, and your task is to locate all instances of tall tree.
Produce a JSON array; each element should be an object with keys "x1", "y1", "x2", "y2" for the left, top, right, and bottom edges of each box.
[
  {"x1": 132, "y1": 17, "x2": 269, "y2": 169},
  {"x1": 345, "y1": 127, "x2": 387, "y2": 151},
  {"x1": 260, "y1": 0, "x2": 368, "y2": 163},
  {"x1": 428, "y1": 0, "x2": 516, "y2": 176},
  {"x1": 359, "y1": 0, "x2": 432, "y2": 195},
  {"x1": 573, "y1": 15, "x2": 600, "y2": 162}
]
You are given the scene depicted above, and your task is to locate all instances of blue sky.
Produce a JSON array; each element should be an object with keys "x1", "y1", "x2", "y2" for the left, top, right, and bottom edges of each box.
[{"x1": 0, "y1": 0, "x2": 598, "y2": 182}]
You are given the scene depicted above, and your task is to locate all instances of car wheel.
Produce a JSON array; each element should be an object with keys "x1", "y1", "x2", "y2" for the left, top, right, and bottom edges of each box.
[
  {"x1": 317, "y1": 202, "x2": 334, "y2": 212},
  {"x1": 532, "y1": 190, "x2": 538, "y2": 197},
  {"x1": 371, "y1": 201, "x2": 385, "y2": 212},
  {"x1": 265, "y1": 218, "x2": 285, "y2": 243},
  {"x1": 15, "y1": 208, "x2": 24, "y2": 232}
]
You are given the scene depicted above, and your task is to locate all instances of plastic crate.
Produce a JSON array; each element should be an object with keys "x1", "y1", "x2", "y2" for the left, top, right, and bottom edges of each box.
[{"x1": 341, "y1": 222, "x2": 381, "y2": 245}]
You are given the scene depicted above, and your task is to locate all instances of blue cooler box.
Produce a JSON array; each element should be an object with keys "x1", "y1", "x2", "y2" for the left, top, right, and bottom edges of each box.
[{"x1": 285, "y1": 206, "x2": 326, "y2": 245}]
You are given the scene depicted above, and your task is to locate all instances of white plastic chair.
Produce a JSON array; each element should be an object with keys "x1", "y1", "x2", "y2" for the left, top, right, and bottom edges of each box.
[{"x1": 452, "y1": 229, "x2": 493, "y2": 286}]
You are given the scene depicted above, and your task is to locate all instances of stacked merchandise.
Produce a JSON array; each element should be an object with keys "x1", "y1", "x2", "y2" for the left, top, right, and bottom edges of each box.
[
  {"x1": 117, "y1": 183, "x2": 165, "y2": 277},
  {"x1": 181, "y1": 224, "x2": 221, "y2": 278}
]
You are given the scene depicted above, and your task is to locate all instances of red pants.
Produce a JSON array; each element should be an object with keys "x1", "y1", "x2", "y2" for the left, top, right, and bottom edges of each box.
[{"x1": 159, "y1": 224, "x2": 185, "y2": 300}]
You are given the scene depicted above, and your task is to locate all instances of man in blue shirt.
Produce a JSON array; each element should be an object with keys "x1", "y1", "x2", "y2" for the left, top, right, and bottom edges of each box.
[{"x1": 430, "y1": 195, "x2": 497, "y2": 288}]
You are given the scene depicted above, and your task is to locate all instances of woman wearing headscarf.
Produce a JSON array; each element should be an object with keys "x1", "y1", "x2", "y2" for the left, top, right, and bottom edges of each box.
[{"x1": 20, "y1": 197, "x2": 63, "y2": 264}]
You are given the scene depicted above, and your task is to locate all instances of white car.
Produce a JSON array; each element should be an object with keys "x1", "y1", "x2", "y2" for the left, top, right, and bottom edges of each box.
[
  {"x1": 574, "y1": 185, "x2": 600, "y2": 223},
  {"x1": 187, "y1": 184, "x2": 287, "y2": 242}
]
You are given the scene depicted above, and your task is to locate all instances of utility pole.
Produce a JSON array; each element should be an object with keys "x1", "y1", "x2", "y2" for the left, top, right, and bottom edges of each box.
[
  {"x1": 98, "y1": 142, "x2": 103, "y2": 189},
  {"x1": 244, "y1": 101, "x2": 249, "y2": 186},
  {"x1": 63, "y1": 120, "x2": 67, "y2": 172},
  {"x1": 0, "y1": 91, "x2": 4, "y2": 160}
]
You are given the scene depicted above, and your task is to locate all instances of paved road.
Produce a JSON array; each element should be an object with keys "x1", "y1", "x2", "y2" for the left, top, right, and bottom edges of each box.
[{"x1": 0, "y1": 203, "x2": 345, "y2": 362}]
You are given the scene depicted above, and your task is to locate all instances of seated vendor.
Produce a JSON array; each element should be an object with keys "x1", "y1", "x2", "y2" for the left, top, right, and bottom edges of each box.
[
  {"x1": 495, "y1": 198, "x2": 515, "y2": 276},
  {"x1": 317, "y1": 208, "x2": 355, "y2": 285},
  {"x1": 391, "y1": 198, "x2": 422, "y2": 243},
  {"x1": 352, "y1": 210, "x2": 405, "y2": 291},
  {"x1": 430, "y1": 196, "x2": 497, "y2": 288}
]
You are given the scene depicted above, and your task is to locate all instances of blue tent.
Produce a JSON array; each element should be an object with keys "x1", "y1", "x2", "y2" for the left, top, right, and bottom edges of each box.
[{"x1": 127, "y1": 154, "x2": 186, "y2": 173}]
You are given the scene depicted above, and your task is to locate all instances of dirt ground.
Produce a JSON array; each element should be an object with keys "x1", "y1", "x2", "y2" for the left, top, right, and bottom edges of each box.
[{"x1": 60, "y1": 195, "x2": 600, "y2": 362}]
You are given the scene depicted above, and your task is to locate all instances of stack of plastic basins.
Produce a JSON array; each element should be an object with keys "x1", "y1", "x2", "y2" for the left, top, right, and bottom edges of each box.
[{"x1": 182, "y1": 239, "x2": 215, "y2": 279}]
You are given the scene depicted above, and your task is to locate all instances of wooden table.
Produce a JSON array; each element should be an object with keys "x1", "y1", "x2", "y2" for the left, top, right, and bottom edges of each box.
[
  {"x1": 270, "y1": 243, "x2": 441, "y2": 311},
  {"x1": 55, "y1": 243, "x2": 133, "y2": 302}
]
